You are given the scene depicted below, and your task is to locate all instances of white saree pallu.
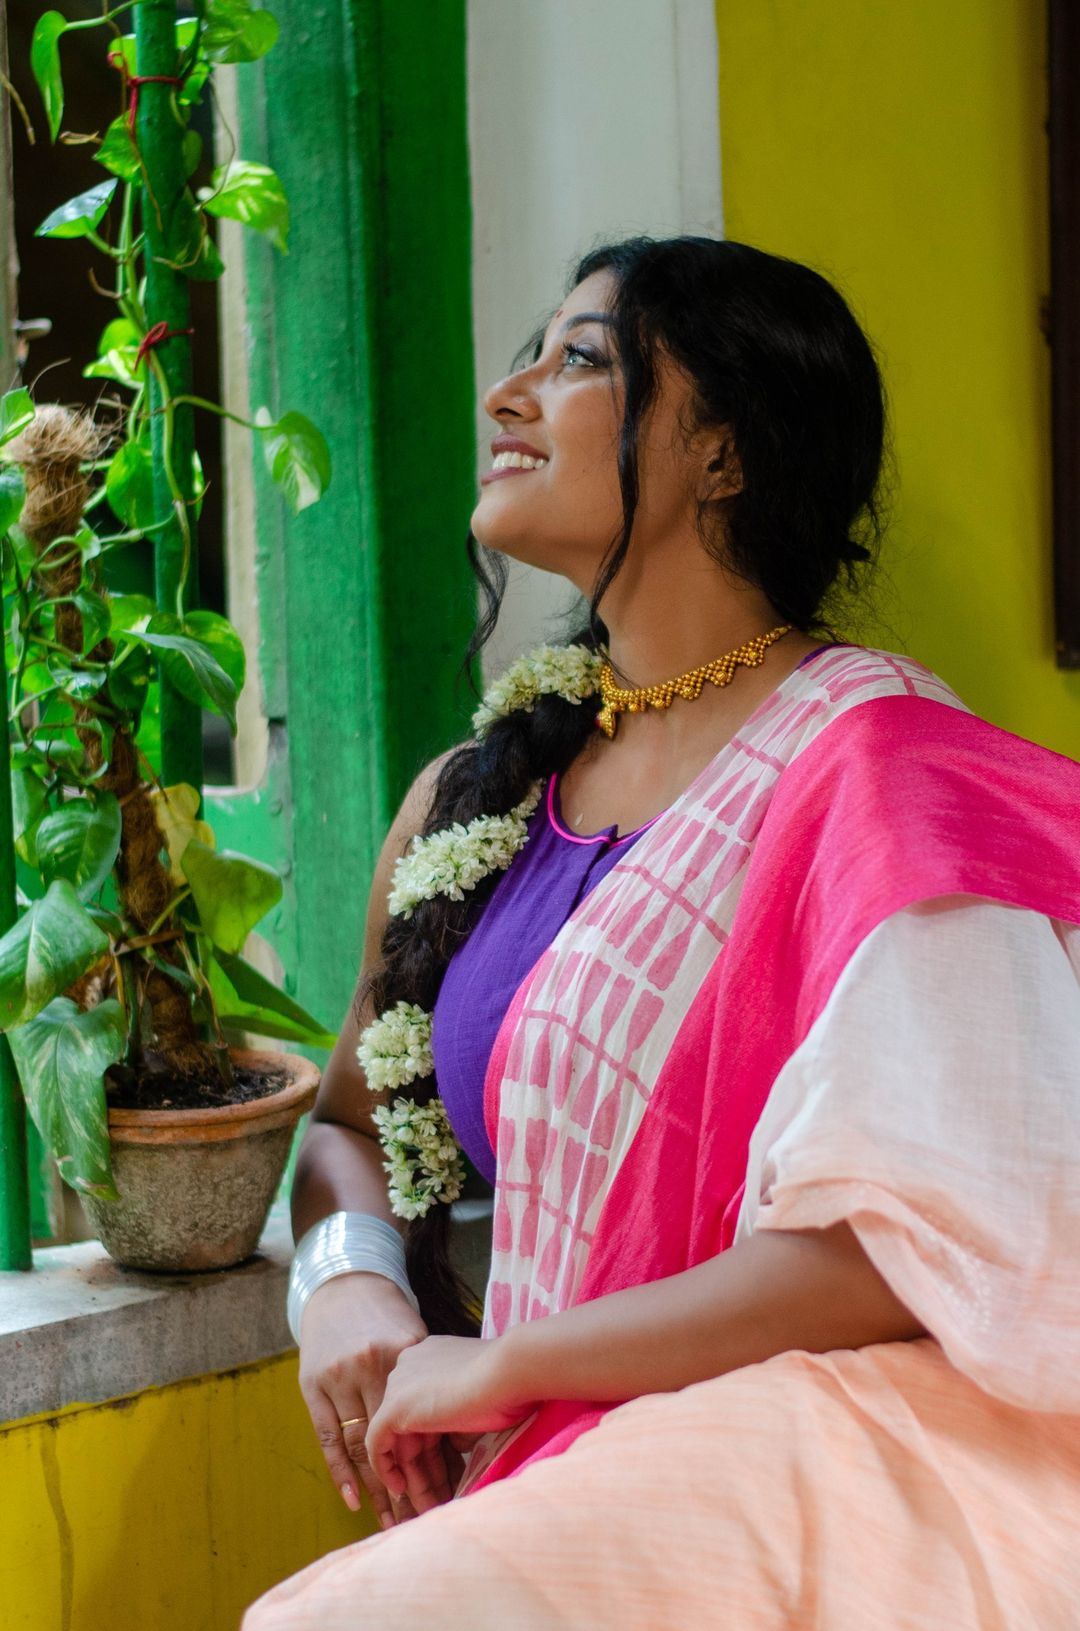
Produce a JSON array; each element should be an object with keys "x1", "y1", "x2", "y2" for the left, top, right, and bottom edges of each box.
[{"x1": 247, "y1": 648, "x2": 1080, "y2": 1630}]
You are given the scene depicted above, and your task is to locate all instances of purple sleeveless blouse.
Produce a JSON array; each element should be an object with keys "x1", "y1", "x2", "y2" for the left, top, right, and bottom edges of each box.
[{"x1": 433, "y1": 778, "x2": 654, "y2": 1183}]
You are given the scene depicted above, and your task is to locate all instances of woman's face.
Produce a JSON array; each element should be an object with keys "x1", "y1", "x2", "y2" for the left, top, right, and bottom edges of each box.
[{"x1": 472, "y1": 269, "x2": 715, "y2": 597}]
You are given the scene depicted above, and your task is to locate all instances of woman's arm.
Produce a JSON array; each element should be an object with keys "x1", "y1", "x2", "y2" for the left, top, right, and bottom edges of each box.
[
  {"x1": 365, "y1": 1221, "x2": 925, "y2": 1496},
  {"x1": 497, "y1": 1221, "x2": 924, "y2": 1405}
]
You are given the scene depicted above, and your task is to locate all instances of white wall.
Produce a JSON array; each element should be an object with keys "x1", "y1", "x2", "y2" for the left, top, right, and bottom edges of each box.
[{"x1": 467, "y1": 0, "x2": 723, "y2": 671}]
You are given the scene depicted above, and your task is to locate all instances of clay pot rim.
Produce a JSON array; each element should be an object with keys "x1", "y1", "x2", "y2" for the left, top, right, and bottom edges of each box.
[{"x1": 106, "y1": 1046, "x2": 320, "y2": 1137}]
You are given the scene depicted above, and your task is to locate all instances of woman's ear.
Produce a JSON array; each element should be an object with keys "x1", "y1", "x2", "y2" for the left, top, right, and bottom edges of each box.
[{"x1": 704, "y1": 436, "x2": 743, "y2": 502}]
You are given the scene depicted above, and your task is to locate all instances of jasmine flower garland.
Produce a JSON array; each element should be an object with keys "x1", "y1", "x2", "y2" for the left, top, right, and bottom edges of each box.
[
  {"x1": 356, "y1": 1003, "x2": 461, "y2": 1219},
  {"x1": 387, "y1": 783, "x2": 542, "y2": 919},
  {"x1": 471, "y1": 643, "x2": 603, "y2": 734},
  {"x1": 371, "y1": 1096, "x2": 466, "y2": 1221},
  {"x1": 355, "y1": 1001, "x2": 434, "y2": 1094}
]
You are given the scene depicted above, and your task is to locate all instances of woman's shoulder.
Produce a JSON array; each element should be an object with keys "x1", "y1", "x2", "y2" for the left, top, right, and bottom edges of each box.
[{"x1": 798, "y1": 642, "x2": 968, "y2": 715}]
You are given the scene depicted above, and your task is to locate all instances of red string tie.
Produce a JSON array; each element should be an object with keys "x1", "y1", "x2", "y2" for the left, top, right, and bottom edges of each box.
[
  {"x1": 107, "y1": 49, "x2": 184, "y2": 132},
  {"x1": 135, "y1": 321, "x2": 195, "y2": 368}
]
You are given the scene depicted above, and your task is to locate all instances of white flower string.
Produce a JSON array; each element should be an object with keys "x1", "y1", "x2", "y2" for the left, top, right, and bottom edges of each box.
[
  {"x1": 471, "y1": 643, "x2": 603, "y2": 734},
  {"x1": 356, "y1": 1002, "x2": 461, "y2": 1219},
  {"x1": 355, "y1": 1001, "x2": 434, "y2": 1094},
  {"x1": 371, "y1": 1096, "x2": 466, "y2": 1221},
  {"x1": 387, "y1": 783, "x2": 542, "y2": 919},
  {"x1": 360, "y1": 644, "x2": 598, "y2": 1218}
]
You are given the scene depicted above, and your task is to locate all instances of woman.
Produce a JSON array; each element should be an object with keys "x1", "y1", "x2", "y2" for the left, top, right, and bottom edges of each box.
[{"x1": 247, "y1": 238, "x2": 1080, "y2": 1628}]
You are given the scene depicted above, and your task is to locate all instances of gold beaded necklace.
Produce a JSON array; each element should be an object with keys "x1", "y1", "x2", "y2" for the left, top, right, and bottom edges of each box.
[{"x1": 595, "y1": 624, "x2": 794, "y2": 739}]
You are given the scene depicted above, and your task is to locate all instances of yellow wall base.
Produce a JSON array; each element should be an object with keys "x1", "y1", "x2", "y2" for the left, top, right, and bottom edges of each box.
[
  {"x1": 716, "y1": 0, "x2": 1080, "y2": 755},
  {"x1": 0, "y1": 1356, "x2": 372, "y2": 1631}
]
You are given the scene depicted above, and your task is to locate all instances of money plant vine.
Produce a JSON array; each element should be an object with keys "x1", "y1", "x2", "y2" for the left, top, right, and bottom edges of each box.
[{"x1": 0, "y1": 0, "x2": 335, "y2": 1203}]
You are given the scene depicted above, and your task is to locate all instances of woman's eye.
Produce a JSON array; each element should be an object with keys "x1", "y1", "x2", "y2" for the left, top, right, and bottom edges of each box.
[{"x1": 559, "y1": 342, "x2": 601, "y2": 371}]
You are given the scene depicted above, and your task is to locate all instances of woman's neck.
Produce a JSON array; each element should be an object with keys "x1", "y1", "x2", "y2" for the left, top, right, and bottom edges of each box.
[{"x1": 598, "y1": 559, "x2": 784, "y2": 687}]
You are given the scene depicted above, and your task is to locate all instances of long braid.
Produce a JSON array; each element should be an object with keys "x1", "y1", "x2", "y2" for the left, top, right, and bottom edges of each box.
[{"x1": 362, "y1": 630, "x2": 603, "y2": 1334}]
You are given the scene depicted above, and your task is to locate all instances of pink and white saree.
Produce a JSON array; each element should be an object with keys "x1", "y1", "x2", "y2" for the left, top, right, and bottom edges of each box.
[{"x1": 248, "y1": 647, "x2": 1080, "y2": 1630}]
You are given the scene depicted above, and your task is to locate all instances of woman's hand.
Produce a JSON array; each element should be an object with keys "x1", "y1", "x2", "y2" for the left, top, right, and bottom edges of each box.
[
  {"x1": 366, "y1": 1334, "x2": 532, "y2": 1502},
  {"x1": 298, "y1": 1272, "x2": 457, "y2": 1528}
]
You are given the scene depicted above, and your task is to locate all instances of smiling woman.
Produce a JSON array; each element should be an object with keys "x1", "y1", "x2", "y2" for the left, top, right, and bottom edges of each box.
[{"x1": 247, "y1": 236, "x2": 1080, "y2": 1631}]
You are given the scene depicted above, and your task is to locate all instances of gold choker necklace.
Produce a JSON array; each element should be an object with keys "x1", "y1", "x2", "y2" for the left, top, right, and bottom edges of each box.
[{"x1": 596, "y1": 625, "x2": 793, "y2": 739}]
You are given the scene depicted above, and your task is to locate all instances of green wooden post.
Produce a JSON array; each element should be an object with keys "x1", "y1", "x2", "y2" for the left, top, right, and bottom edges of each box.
[
  {"x1": 0, "y1": 579, "x2": 30, "y2": 1270},
  {"x1": 211, "y1": 0, "x2": 478, "y2": 1032},
  {"x1": 0, "y1": 5, "x2": 31, "y2": 1268},
  {"x1": 135, "y1": 0, "x2": 203, "y2": 798}
]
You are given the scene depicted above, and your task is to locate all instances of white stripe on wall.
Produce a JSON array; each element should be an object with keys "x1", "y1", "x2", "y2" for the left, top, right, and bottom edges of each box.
[{"x1": 467, "y1": 0, "x2": 723, "y2": 670}]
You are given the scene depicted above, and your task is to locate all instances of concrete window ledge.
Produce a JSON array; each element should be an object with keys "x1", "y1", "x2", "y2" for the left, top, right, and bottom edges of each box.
[
  {"x1": 0, "y1": 1210, "x2": 297, "y2": 1423},
  {"x1": 0, "y1": 1199, "x2": 493, "y2": 1423}
]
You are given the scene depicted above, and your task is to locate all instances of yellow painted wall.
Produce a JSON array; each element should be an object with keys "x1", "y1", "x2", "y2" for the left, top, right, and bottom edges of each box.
[
  {"x1": 0, "y1": 1357, "x2": 373, "y2": 1631},
  {"x1": 715, "y1": 0, "x2": 1080, "y2": 756}
]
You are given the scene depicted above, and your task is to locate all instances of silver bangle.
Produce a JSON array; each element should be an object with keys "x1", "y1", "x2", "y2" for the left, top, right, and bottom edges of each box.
[{"x1": 287, "y1": 1211, "x2": 420, "y2": 1343}]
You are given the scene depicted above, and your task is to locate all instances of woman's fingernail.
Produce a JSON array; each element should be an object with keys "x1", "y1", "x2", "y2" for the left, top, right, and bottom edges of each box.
[
  {"x1": 341, "y1": 1483, "x2": 361, "y2": 1512},
  {"x1": 379, "y1": 1511, "x2": 395, "y2": 1530}
]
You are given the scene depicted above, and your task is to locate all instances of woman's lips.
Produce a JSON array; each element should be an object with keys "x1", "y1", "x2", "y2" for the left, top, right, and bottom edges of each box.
[{"x1": 479, "y1": 464, "x2": 547, "y2": 486}]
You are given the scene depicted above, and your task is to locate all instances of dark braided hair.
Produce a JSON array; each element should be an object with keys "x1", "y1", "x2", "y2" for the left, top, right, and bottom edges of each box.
[{"x1": 362, "y1": 236, "x2": 887, "y2": 1335}]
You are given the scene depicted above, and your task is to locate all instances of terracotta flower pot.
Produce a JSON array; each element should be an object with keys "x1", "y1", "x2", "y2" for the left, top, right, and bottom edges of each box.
[{"x1": 82, "y1": 1048, "x2": 320, "y2": 1273}]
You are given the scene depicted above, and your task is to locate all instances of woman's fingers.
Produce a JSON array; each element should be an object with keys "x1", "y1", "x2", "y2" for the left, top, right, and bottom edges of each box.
[
  {"x1": 340, "y1": 1415, "x2": 400, "y2": 1529},
  {"x1": 420, "y1": 1438, "x2": 456, "y2": 1509},
  {"x1": 391, "y1": 1431, "x2": 451, "y2": 1515},
  {"x1": 307, "y1": 1389, "x2": 395, "y2": 1529}
]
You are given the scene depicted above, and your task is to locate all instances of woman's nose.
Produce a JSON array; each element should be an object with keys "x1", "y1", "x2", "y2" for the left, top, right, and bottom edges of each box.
[{"x1": 482, "y1": 368, "x2": 539, "y2": 422}]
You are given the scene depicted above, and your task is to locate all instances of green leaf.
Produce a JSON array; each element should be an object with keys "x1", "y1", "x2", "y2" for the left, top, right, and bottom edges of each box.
[
  {"x1": 35, "y1": 795, "x2": 122, "y2": 899},
  {"x1": 36, "y1": 179, "x2": 117, "y2": 241},
  {"x1": 31, "y1": 11, "x2": 67, "y2": 142},
  {"x1": 0, "y1": 880, "x2": 109, "y2": 1030},
  {"x1": 179, "y1": 59, "x2": 211, "y2": 107},
  {"x1": 46, "y1": 658, "x2": 107, "y2": 700},
  {"x1": 181, "y1": 610, "x2": 245, "y2": 700},
  {"x1": 180, "y1": 840, "x2": 282, "y2": 954},
  {"x1": 199, "y1": 160, "x2": 289, "y2": 252},
  {"x1": 186, "y1": 229, "x2": 226, "y2": 283},
  {"x1": 108, "y1": 591, "x2": 156, "y2": 634},
  {"x1": 71, "y1": 589, "x2": 111, "y2": 653},
  {"x1": 127, "y1": 617, "x2": 239, "y2": 729},
  {"x1": 0, "y1": 388, "x2": 34, "y2": 447},
  {"x1": 203, "y1": 0, "x2": 279, "y2": 64},
  {"x1": 208, "y1": 949, "x2": 336, "y2": 1048},
  {"x1": 83, "y1": 348, "x2": 140, "y2": 389},
  {"x1": 182, "y1": 130, "x2": 203, "y2": 178},
  {"x1": 256, "y1": 409, "x2": 331, "y2": 513},
  {"x1": 105, "y1": 440, "x2": 156, "y2": 531},
  {"x1": 106, "y1": 640, "x2": 154, "y2": 713},
  {"x1": 11, "y1": 768, "x2": 47, "y2": 864},
  {"x1": 0, "y1": 467, "x2": 25, "y2": 535},
  {"x1": 22, "y1": 738, "x2": 79, "y2": 773},
  {"x1": 95, "y1": 114, "x2": 140, "y2": 182},
  {"x1": 98, "y1": 317, "x2": 140, "y2": 353},
  {"x1": 10, "y1": 996, "x2": 123, "y2": 1199},
  {"x1": 158, "y1": 190, "x2": 224, "y2": 281}
]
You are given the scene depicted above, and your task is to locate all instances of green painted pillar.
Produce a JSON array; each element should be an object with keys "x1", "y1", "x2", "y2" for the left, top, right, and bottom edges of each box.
[
  {"x1": 135, "y1": 0, "x2": 203, "y2": 798},
  {"x1": 0, "y1": 583, "x2": 30, "y2": 1270},
  {"x1": 217, "y1": 0, "x2": 477, "y2": 1031},
  {"x1": 0, "y1": 4, "x2": 30, "y2": 1268}
]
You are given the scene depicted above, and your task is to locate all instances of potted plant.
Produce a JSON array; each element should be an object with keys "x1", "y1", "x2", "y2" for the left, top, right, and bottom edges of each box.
[{"x1": 0, "y1": 0, "x2": 335, "y2": 1269}]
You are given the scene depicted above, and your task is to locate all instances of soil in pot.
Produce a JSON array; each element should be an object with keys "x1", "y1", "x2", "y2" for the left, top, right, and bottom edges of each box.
[{"x1": 106, "y1": 1060, "x2": 288, "y2": 1112}]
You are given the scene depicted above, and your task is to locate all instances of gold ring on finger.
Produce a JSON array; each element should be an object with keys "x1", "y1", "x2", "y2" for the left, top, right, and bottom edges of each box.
[{"x1": 339, "y1": 1416, "x2": 365, "y2": 1429}]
